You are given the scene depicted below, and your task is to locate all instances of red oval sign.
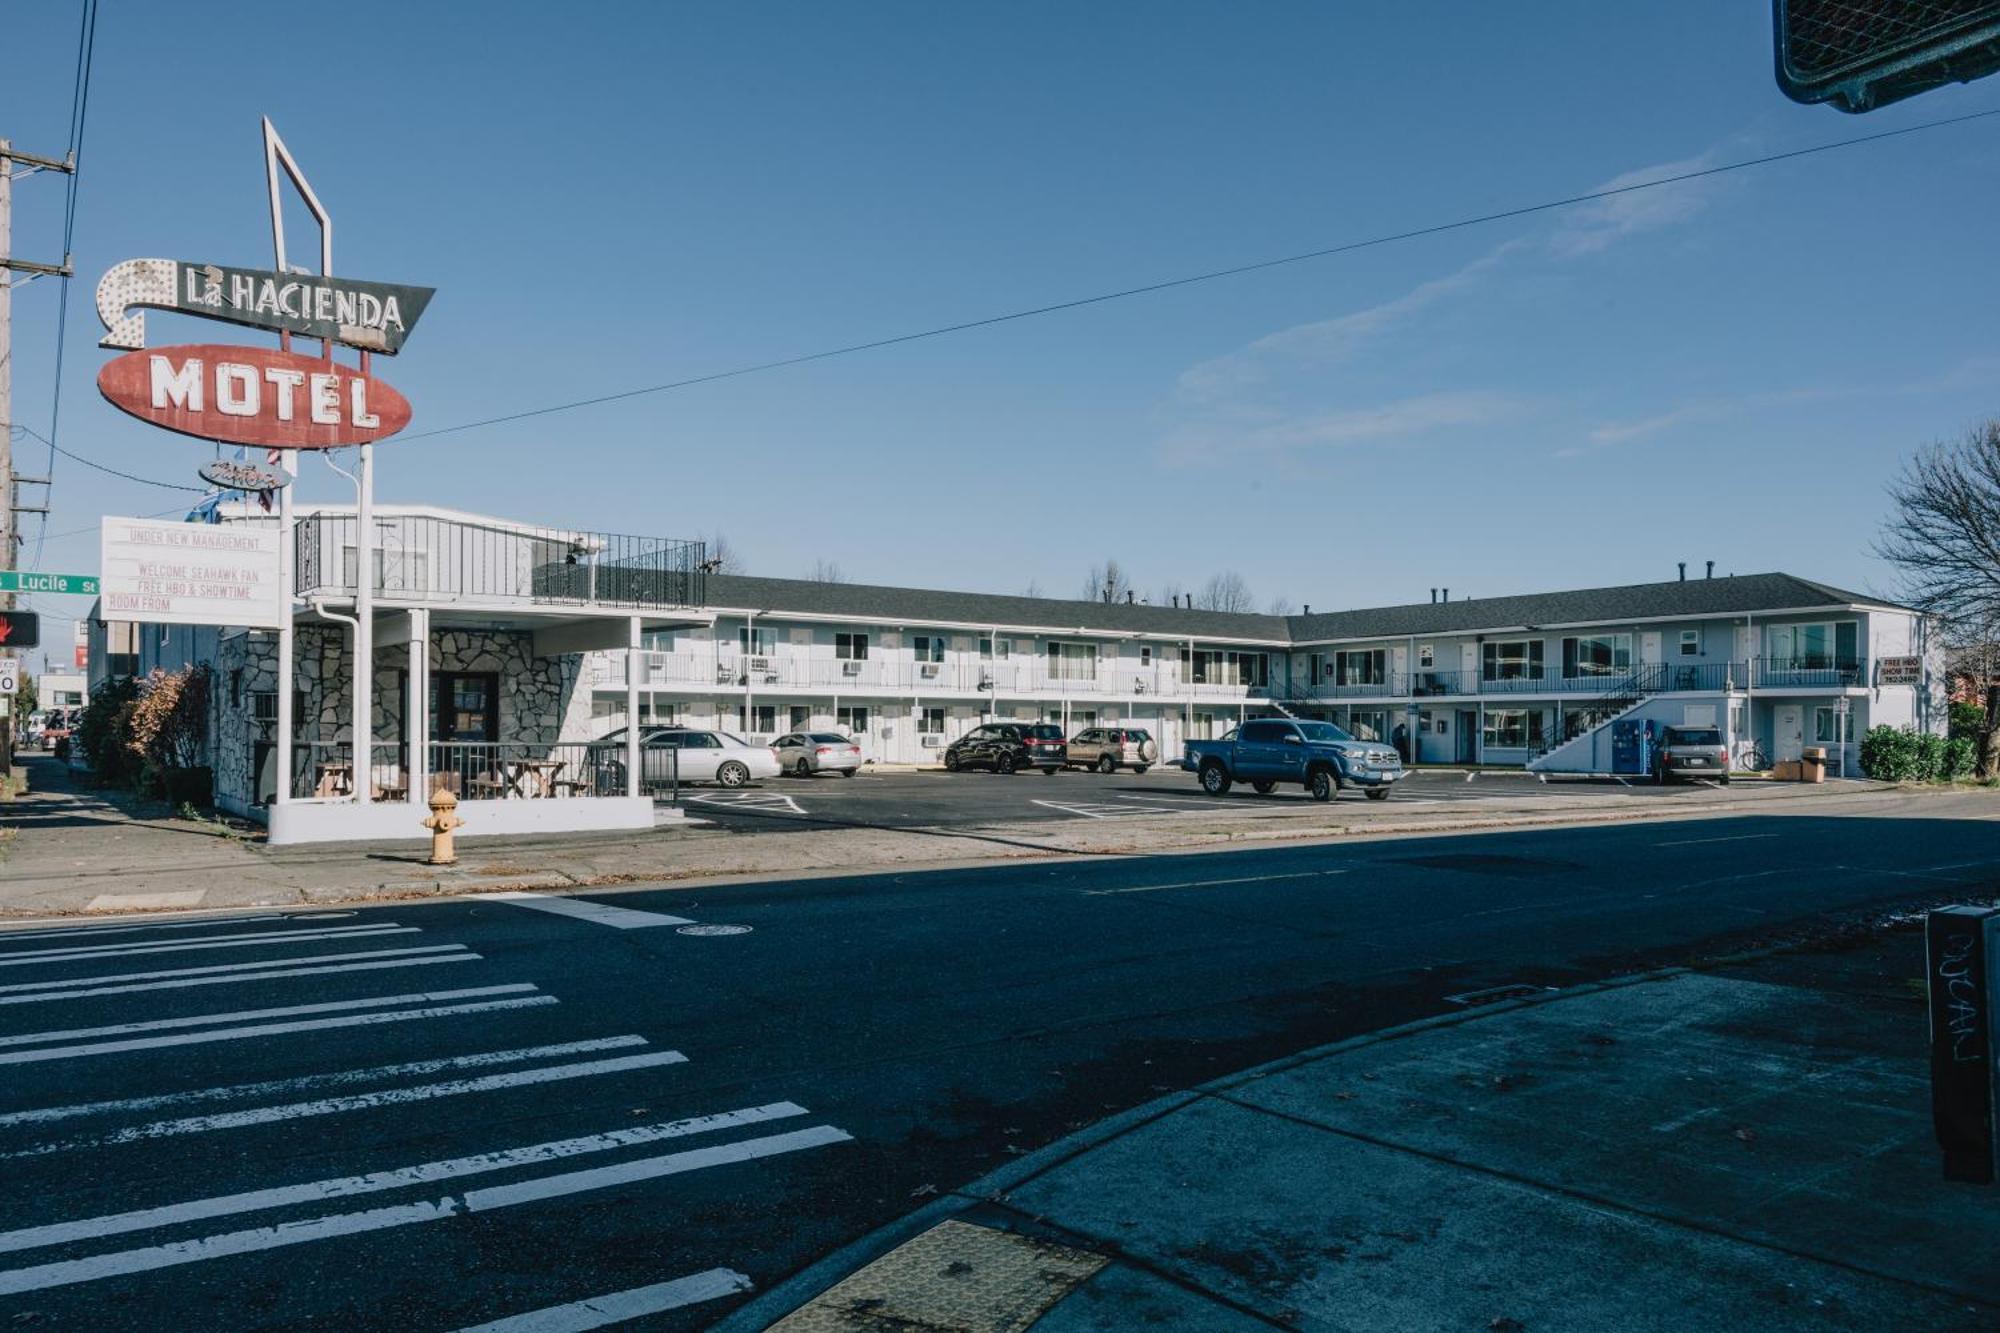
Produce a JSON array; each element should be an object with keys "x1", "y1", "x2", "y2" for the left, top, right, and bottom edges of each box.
[{"x1": 97, "y1": 343, "x2": 412, "y2": 449}]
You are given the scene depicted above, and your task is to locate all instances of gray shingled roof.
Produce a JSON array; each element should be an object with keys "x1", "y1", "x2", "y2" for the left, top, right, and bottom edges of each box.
[{"x1": 700, "y1": 571, "x2": 1904, "y2": 646}]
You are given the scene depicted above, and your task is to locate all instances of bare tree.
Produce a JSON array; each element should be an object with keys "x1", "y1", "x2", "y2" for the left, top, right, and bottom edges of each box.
[
  {"x1": 1155, "y1": 582, "x2": 1187, "y2": 609},
  {"x1": 1875, "y1": 422, "x2": 2000, "y2": 774},
  {"x1": 806, "y1": 559, "x2": 850, "y2": 584},
  {"x1": 1191, "y1": 571, "x2": 1257, "y2": 614},
  {"x1": 700, "y1": 531, "x2": 746, "y2": 575},
  {"x1": 1023, "y1": 580, "x2": 1045, "y2": 598},
  {"x1": 1266, "y1": 595, "x2": 1297, "y2": 616},
  {"x1": 1081, "y1": 558, "x2": 1135, "y2": 604}
]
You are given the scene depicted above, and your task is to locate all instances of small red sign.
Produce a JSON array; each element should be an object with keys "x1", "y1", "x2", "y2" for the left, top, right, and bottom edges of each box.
[{"x1": 96, "y1": 343, "x2": 412, "y2": 450}]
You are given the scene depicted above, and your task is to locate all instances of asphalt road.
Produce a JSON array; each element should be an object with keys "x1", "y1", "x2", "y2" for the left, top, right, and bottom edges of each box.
[
  {"x1": 1, "y1": 796, "x2": 1993, "y2": 1330},
  {"x1": 674, "y1": 764, "x2": 1696, "y2": 832}
]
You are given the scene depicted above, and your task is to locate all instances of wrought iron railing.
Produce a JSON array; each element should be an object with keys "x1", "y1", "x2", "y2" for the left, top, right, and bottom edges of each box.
[
  {"x1": 295, "y1": 514, "x2": 705, "y2": 610},
  {"x1": 1755, "y1": 656, "x2": 1864, "y2": 688},
  {"x1": 292, "y1": 739, "x2": 664, "y2": 801}
]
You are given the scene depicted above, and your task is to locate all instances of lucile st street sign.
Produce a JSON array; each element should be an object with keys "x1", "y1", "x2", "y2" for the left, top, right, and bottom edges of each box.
[
  {"x1": 0, "y1": 571, "x2": 98, "y2": 597},
  {"x1": 97, "y1": 343, "x2": 412, "y2": 450},
  {"x1": 97, "y1": 258, "x2": 433, "y2": 355}
]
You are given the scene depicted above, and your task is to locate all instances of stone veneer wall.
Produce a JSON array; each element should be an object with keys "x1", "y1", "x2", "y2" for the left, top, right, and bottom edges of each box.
[{"x1": 205, "y1": 625, "x2": 584, "y2": 812}]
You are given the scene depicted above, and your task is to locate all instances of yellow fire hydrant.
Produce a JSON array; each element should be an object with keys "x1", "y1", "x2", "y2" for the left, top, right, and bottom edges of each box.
[{"x1": 423, "y1": 788, "x2": 464, "y2": 866}]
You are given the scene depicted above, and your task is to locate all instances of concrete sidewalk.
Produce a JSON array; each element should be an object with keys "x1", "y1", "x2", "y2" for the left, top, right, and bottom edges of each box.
[
  {"x1": 0, "y1": 755, "x2": 1931, "y2": 917},
  {"x1": 724, "y1": 932, "x2": 1997, "y2": 1332}
]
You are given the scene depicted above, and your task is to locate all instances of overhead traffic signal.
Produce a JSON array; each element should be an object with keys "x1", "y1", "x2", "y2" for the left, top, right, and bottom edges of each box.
[{"x1": 1775, "y1": 0, "x2": 2000, "y2": 112}]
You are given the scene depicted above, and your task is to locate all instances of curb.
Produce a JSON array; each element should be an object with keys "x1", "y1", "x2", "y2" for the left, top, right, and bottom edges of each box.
[{"x1": 712, "y1": 966, "x2": 1693, "y2": 1332}]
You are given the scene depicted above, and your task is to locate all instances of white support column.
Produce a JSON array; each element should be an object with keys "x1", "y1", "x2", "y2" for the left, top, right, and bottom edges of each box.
[
  {"x1": 407, "y1": 608, "x2": 427, "y2": 807},
  {"x1": 353, "y1": 444, "x2": 374, "y2": 803},
  {"x1": 626, "y1": 615, "x2": 641, "y2": 798},
  {"x1": 274, "y1": 460, "x2": 296, "y2": 807}
]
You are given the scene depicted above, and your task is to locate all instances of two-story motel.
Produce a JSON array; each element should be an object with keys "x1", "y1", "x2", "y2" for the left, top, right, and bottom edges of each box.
[{"x1": 88, "y1": 503, "x2": 1941, "y2": 843}]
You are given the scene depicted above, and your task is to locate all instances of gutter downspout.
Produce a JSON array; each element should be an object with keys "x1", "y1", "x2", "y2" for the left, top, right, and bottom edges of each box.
[{"x1": 309, "y1": 598, "x2": 359, "y2": 796}]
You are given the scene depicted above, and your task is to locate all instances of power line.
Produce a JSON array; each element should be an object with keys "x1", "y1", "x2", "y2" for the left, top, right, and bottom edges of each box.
[
  {"x1": 398, "y1": 104, "x2": 2000, "y2": 445},
  {"x1": 7, "y1": 424, "x2": 203, "y2": 491}
]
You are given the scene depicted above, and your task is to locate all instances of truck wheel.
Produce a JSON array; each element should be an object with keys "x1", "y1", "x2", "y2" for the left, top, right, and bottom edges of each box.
[
  {"x1": 1365, "y1": 787, "x2": 1390, "y2": 801},
  {"x1": 1096, "y1": 755, "x2": 1117, "y2": 774},
  {"x1": 1251, "y1": 780, "x2": 1275, "y2": 795},
  {"x1": 1200, "y1": 762, "x2": 1232, "y2": 796},
  {"x1": 1308, "y1": 767, "x2": 1337, "y2": 802},
  {"x1": 996, "y1": 752, "x2": 1017, "y2": 775}
]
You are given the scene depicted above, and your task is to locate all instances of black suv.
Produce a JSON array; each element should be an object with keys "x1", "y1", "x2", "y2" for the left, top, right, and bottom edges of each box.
[{"x1": 942, "y1": 723, "x2": 1067, "y2": 775}]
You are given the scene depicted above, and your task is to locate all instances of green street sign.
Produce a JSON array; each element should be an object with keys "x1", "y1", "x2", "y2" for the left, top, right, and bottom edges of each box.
[{"x1": 0, "y1": 571, "x2": 98, "y2": 597}]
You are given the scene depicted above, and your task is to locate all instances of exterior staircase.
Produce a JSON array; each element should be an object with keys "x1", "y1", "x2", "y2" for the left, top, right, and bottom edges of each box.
[{"x1": 1524, "y1": 665, "x2": 1663, "y2": 771}]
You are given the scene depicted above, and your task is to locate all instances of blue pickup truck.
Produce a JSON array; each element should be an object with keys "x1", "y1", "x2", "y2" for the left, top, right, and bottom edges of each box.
[{"x1": 1181, "y1": 717, "x2": 1405, "y2": 801}]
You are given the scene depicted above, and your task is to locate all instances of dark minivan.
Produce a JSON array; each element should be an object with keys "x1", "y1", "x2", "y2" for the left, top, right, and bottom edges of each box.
[{"x1": 943, "y1": 723, "x2": 1067, "y2": 775}]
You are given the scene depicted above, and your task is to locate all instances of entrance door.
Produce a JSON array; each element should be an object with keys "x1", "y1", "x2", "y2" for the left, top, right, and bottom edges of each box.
[
  {"x1": 1456, "y1": 709, "x2": 1478, "y2": 763},
  {"x1": 1640, "y1": 631, "x2": 1663, "y2": 665},
  {"x1": 1774, "y1": 705, "x2": 1804, "y2": 762}
]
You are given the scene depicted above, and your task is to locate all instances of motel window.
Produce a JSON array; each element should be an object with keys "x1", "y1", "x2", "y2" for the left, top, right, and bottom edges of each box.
[
  {"x1": 1047, "y1": 642, "x2": 1099, "y2": 681},
  {"x1": 837, "y1": 705, "x2": 869, "y2": 734},
  {"x1": 641, "y1": 630, "x2": 677, "y2": 652},
  {"x1": 1481, "y1": 708, "x2": 1545, "y2": 749},
  {"x1": 432, "y1": 673, "x2": 499, "y2": 743},
  {"x1": 835, "y1": 633, "x2": 869, "y2": 660},
  {"x1": 1766, "y1": 621, "x2": 1859, "y2": 668},
  {"x1": 1140, "y1": 645, "x2": 1152, "y2": 666},
  {"x1": 789, "y1": 706, "x2": 811, "y2": 732},
  {"x1": 739, "y1": 704, "x2": 778, "y2": 735},
  {"x1": 918, "y1": 707, "x2": 946, "y2": 735},
  {"x1": 1730, "y1": 699, "x2": 1749, "y2": 741},
  {"x1": 978, "y1": 637, "x2": 993, "y2": 659},
  {"x1": 1561, "y1": 634, "x2": 1630, "y2": 679},
  {"x1": 1482, "y1": 640, "x2": 1544, "y2": 682},
  {"x1": 913, "y1": 635, "x2": 945, "y2": 663},
  {"x1": 1813, "y1": 706, "x2": 1854, "y2": 744},
  {"x1": 1418, "y1": 645, "x2": 1435, "y2": 668},
  {"x1": 1680, "y1": 629, "x2": 1701, "y2": 657},
  {"x1": 738, "y1": 626, "x2": 778, "y2": 656},
  {"x1": 1335, "y1": 649, "x2": 1387, "y2": 686}
]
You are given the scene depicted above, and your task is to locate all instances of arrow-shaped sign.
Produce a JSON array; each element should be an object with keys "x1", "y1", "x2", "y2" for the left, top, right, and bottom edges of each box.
[{"x1": 97, "y1": 259, "x2": 434, "y2": 355}]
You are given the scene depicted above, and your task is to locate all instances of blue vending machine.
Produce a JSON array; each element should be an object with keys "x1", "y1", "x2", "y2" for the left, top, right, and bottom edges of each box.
[{"x1": 1611, "y1": 719, "x2": 1648, "y2": 775}]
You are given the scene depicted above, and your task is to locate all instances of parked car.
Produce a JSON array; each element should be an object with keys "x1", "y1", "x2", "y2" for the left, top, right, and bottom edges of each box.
[
  {"x1": 591, "y1": 726, "x2": 781, "y2": 790},
  {"x1": 1653, "y1": 724, "x2": 1729, "y2": 784},
  {"x1": 1065, "y1": 727, "x2": 1159, "y2": 774},
  {"x1": 942, "y1": 722, "x2": 1066, "y2": 775},
  {"x1": 1181, "y1": 717, "x2": 1403, "y2": 801},
  {"x1": 774, "y1": 730, "x2": 864, "y2": 777}
]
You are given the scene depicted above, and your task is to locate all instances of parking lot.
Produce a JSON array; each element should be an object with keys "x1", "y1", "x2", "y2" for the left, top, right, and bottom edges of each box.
[{"x1": 674, "y1": 764, "x2": 1716, "y2": 834}]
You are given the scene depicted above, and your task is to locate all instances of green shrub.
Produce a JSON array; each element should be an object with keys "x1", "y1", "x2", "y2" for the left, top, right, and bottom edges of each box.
[
  {"x1": 1913, "y1": 732, "x2": 1947, "y2": 783},
  {"x1": 76, "y1": 676, "x2": 141, "y2": 787},
  {"x1": 1944, "y1": 736, "x2": 1978, "y2": 780},
  {"x1": 1951, "y1": 701, "x2": 1987, "y2": 740},
  {"x1": 1862, "y1": 724, "x2": 1969, "y2": 782}
]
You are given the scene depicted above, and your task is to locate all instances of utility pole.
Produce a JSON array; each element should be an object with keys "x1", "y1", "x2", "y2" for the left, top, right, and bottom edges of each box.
[{"x1": 0, "y1": 138, "x2": 79, "y2": 779}]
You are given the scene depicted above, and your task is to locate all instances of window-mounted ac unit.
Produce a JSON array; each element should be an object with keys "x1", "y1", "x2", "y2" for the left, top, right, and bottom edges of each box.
[
  {"x1": 749, "y1": 656, "x2": 771, "y2": 673},
  {"x1": 921, "y1": 734, "x2": 943, "y2": 748},
  {"x1": 919, "y1": 663, "x2": 941, "y2": 679},
  {"x1": 842, "y1": 660, "x2": 864, "y2": 676}
]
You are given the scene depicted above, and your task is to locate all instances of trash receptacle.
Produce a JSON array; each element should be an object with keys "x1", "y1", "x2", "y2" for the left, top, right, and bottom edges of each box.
[{"x1": 1801, "y1": 746, "x2": 1827, "y2": 783}]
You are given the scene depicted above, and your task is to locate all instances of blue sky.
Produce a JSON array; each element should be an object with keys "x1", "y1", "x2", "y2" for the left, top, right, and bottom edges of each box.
[{"x1": 8, "y1": 2, "x2": 2000, "y2": 664}]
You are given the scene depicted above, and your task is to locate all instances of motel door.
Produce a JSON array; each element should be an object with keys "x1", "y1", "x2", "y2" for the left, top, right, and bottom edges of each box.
[{"x1": 1774, "y1": 705, "x2": 1805, "y2": 763}]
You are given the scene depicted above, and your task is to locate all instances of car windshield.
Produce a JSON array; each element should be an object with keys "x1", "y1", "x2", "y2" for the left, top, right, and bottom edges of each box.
[
  {"x1": 1669, "y1": 728, "x2": 1723, "y2": 746},
  {"x1": 809, "y1": 733, "x2": 850, "y2": 744},
  {"x1": 1023, "y1": 725, "x2": 1064, "y2": 739},
  {"x1": 1294, "y1": 722, "x2": 1355, "y2": 743}
]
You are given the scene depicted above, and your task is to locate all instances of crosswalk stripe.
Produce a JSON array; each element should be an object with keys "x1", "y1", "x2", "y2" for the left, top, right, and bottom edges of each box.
[
  {"x1": 0, "y1": 1101, "x2": 813, "y2": 1257},
  {"x1": 0, "y1": 995, "x2": 557, "y2": 1068},
  {"x1": 9, "y1": 1050, "x2": 692, "y2": 1159},
  {"x1": 0, "y1": 913, "x2": 274, "y2": 944},
  {"x1": 0, "y1": 984, "x2": 538, "y2": 1051},
  {"x1": 0, "y1": 945, "x2": 469, "y2": 996},
  {"x1": 0, "y1": 924, "x2": 414, "y2": 968},
  {"x1": 0, "y1": 1126, "x2": 847, "y2": 1296},
  {"x1": 456, "y1": 1268, "x2": 754, "y2": 1332},
  {"x1": 481, "y1": 893, "x2": 695, "y2": 930},
  {"x1": 0, "y1": 1036, "x2": 650, "y2": 1130},
  {"x1": 0, "y1": 949, "x2": 479, "y2": 1006}
]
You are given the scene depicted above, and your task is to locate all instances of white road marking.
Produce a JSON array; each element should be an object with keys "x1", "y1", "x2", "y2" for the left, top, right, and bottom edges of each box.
[
  {"x1": 1032, "y1": 799, "x2": 1178, "y2": 820},
  {"x1": 0, "y1": 994, "x2": 555, "y2": 1068},
  {"x1": 0, "y1": 923, "x2": 414, "y2": 968},
  {"x1": 0, "y1": 945, "x2": 467, "y2": 997},
  {"x1": 0, "y1": 1126, "x2": 846, "y2": 1296},
  {"x1": 84, "y1": 890, "x2": 207, "y2": 912},
  {"x1": 0, "y1": 948, "x2": 478, "y2": 1006},
  {"x1": 457, "y1": 1267, "x2": 754, "y2": 1332},
  {"x1": 1086, "y1": 869, "x2": 1352, "y2": 896},
  {"x1": 1653, "y1": 833, "x2": 1778, "y2": 847},
  {"x1": 0, "y1": 1036, "x2": 649, "y2": 1129},
  {"x1": 9, "y1": 1050, "x2": 691, "y2": 1158},
  {"x1": 0, "y1": 913, "x2": 265, "y2": 944},
  {"x1": 0, "y1": 1101, "x2": 815, "y2": 1258},
  {"x1": 686, "y1": 792, "x2": 806, "y2": 815},
  {"x1": 482, "y1": 893, "x2": 694, "y2": 930},
  {"x1": 0, "y1": 984, "x2": 539, "y2": 1052}
]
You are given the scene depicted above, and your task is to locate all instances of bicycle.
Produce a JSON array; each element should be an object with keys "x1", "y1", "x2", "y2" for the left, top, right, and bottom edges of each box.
[{"x1": 1736, "y1": 741, "x2": 1770, "y2": 773}]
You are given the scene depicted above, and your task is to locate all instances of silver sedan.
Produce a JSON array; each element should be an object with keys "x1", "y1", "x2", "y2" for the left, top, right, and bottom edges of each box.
[{"x1": 773, "y1": 731, "x2": 865, "y2": 777}]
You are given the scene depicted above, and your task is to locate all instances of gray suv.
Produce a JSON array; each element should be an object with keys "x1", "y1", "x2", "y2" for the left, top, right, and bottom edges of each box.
[{"x1": 1065, "y1": 727, "x2": 1159, "y2": 774}]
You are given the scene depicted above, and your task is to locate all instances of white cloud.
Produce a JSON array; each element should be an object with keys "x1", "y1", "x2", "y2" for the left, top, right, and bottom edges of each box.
[
  {"x1": 1160, "y1": 391, "x2": 1518, "y2": 466},
  {"x1": 1550, "y1": 154, "x2": 1719, "y2": 257}
]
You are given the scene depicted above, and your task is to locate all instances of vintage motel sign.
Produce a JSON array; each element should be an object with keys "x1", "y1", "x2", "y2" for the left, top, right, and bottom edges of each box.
[{"x1": 1776, "y1": 0, "x2": 2000, "y2": 111}]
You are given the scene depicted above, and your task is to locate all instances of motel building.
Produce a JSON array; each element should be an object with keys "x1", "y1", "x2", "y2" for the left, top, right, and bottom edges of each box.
[{"x1": 88, "y1": 502, "x2": 1942, "y2": 844}]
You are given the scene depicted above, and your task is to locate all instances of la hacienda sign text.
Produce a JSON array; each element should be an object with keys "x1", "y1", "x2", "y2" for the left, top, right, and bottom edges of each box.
[
  {"x1": 97, "y1": 258, "x2": 433, "y2": 354},
  {"x1": 97, "y1": 344, "x2": 412, "y2": 449}
]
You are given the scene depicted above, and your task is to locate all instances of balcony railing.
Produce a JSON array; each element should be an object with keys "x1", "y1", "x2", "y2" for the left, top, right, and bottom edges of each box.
[
  {"x1": 295, "y1": 514, "x2": 705, "y2": 610},
  {"x1": 293, "y1": 740, "x2": 637, "y2": 801},
  {"x1": 1755, "y1": 657, "x2": 1864, "y2": 688}
]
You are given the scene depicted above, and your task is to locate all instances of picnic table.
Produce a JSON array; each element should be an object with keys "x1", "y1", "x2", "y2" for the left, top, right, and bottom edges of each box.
[{"x1": 312, "y1": 762, "x2": 353, "y2": 798}]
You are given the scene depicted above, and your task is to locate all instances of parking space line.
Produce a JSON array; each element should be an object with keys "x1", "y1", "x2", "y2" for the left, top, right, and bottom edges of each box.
[
  {"x1": 456, "y1": 1267, "x2": 754, "y2": 1332},
  {"x1": 1654, "y1": 833, "x2": 1777, "y2": 847},
  {"x1": 9, "y1": 1050, "x2": 692, "y2": 1158},
  {"x1": 0, "y1": 948, "x2": 480, "y2": 1007},
  {"x1": 481, "y1": 893, "x2": 694, "y2": 930},
  {"x1": 0, "y1": 1036, "x2": 652, "y2": 1130},
  {"x1": 0, "y1": 1101, "x2": 815, "y2": 1260},
  {"x1": 1087, "y1": 869, "x2": 1352, "y2": 896}
]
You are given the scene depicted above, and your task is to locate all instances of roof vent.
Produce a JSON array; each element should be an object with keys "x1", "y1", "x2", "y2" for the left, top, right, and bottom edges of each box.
[
  {"x1": 1678, "y1": 562, "x2": 1687, "y2": 581},
  {"x1": 1303, "y1": 604, "x2": 1310, "y2": 615},
  {"x1": 1706, "y1": 560, "x2": 1715, "y2": 579},
  {"x1": 1430, "y1": 588, "x2": 1437, "y2": 604},
  {"x1": 1126, "y1": 590, "x2": 1135, "y2": 604},
  {"x1": 1443, "y1": 588, "x2": 1449, "y2": 603}
]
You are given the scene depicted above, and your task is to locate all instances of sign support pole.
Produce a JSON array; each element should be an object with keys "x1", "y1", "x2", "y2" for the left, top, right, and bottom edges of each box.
[
  {"x1": 354, "y1": 441, "x2": 373, "y2": 803},
  {"x1": 274, "y1": 456, "x2": 295, "y2": 807}
]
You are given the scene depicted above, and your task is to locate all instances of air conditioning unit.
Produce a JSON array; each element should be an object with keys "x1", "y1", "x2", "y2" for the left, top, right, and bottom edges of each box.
[
  {"x1": 842, "y1": 660, "x2": 864, "y2": 676},
  {"x1": 921, "y1": 734, "x2": 943, "y2": 748},
  {"x1": 978, "y1": 672, "x2": 994, "y2": 690},
  {"x1": 919, "y1": 663, "x2": 941, "y2": 679},
  {"x1": 749, "y1": 656, "x2": 771, "y2": 674}
]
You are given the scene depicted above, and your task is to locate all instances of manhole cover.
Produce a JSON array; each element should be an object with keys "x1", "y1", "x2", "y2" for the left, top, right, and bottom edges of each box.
[{"x1": 676, "y1": 924, "x2": 752, "y2": 937}]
